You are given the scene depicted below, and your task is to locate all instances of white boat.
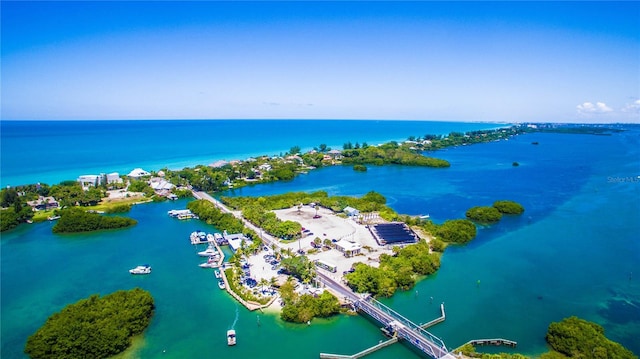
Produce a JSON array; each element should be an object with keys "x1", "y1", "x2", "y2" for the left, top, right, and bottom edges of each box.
[
  {"x1": 227, "y1": 329, "x2": 236, "y2": 346},
  {"x1": 199, "y1": 257, "x2": 219, "y2": 268},
  {"x1": 129, "y1": 265, "x2": 151, "y2": 275},
  {"x1": 214, "y1": 269, "x2": 222, "y2": 278},
  {"x1": 47, "y1": 215, "x2": 61, "y2": 221},
  {"x1": 197, "y1": 245, "x2": 218, "y2": 257},
  {"x1": 218, "y1": 280, "x2": 225, "y2": 290}
]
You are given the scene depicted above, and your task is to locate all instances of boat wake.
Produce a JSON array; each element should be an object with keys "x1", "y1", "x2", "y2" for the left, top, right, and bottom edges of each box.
[{"x1": 231, "y1": 306, "x2": 239, "y2": 330}]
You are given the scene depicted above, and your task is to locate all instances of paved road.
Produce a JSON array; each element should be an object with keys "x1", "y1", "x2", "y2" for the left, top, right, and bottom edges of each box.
[{"x1": 192, "y1": 190, "x2": 280, "y2": 248}]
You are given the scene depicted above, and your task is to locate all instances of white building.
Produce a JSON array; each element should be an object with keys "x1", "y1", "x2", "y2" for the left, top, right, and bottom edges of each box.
[
  {"x1": 128, "y1": 168, "x2": 150, "y2": 178},
  {"x1": 225, "y1": 232, "x2": 251, "y2": 252},
  {"x1": 105, "y1": 172, "x2": 123, "y2": 184},
  {"x1": 149, "y1": 177, "x2": 175, "y2": 195},
  {"x1": 77, "y1": 174, "x2": 101, "y2": 189},
  {"x1": 343, "y1": 206, "x2": 360, "y2": 217},
  {"x1": 334, "y1": 239, "x2": 362, "y2": 257}
]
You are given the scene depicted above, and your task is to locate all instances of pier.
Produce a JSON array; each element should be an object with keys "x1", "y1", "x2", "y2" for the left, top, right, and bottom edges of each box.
[
  {"x1": 316, "y1": 271, "x2": 455, "y2": 359},
  {"x1": 420, "y1": 303, "x2": 446, "y2": 329},
  {"x1": 320, "y1": 337, "x2": 399, "y2": 359}
]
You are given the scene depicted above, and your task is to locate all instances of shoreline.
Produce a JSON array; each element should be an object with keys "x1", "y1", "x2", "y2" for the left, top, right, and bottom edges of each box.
[{"x1": 1, "y1": 120, "x2": 514, "y2": 187}]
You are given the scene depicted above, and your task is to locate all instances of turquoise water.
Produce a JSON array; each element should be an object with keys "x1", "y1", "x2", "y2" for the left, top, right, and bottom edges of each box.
[
  {"x1": 1, "y1": 123, "x2": 639, "y2": 358},
  {"x1": 0, "y1": 120, "x2": 503, "y2": 187}
]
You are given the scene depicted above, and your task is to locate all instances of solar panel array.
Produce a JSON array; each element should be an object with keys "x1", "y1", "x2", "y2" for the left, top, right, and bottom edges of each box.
[{"x1": 372, "y1": 223, "x2": 417, "y2": 244}]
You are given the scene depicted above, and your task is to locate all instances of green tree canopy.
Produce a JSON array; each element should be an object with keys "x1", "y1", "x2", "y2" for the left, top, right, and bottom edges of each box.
[
  {"x1": 545, "y1": 316, "x2": 636, "y2": 359},
  {"x1": 466, "y1": 206, "x2": 503, "y2": 223},
  {"x1": 493, "y1": 200, "x2": 525, "y2": 215},
  {"x1": 24, "y1": 288, "x2": 154, "y2": 359},
  {"x1": 436, "y1": 219, "x2": 477, "y2": 244},
  {"x1": 52, "y1": 208, "x2": 137, "y2": 233}
]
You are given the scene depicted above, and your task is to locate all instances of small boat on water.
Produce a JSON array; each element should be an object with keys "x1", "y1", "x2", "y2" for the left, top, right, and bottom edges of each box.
[
  {"x1": 214, "y1": 269, "x2": 222, "y2": 278},
  {"x1": 129, "y1": 265, "x2": 151, "y2": 275},
  {"x1": 47, "y1": 215, "x2": 61, "y2": 221},
  {"x1": 218, "y1": 280, "x2": 225, "y2": 290},
  {"x1": 227, "y1": 329, "x2": 236, "y2": 346}
]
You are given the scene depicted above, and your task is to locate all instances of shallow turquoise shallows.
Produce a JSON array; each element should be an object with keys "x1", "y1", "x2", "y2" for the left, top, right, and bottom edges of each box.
[{"x1": 2, "y1": 121, "x2": 639, "y2": 358}]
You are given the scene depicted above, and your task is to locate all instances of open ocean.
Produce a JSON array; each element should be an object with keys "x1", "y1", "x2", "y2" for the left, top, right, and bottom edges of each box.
[{"x1": 1, "y1": 120, "x2": 639, "y2": 358}]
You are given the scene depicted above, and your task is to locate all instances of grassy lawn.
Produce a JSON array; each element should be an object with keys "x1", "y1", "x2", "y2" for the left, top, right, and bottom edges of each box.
[
  {"x1": 86, "y1": 195, "x2": 151, "y2": 212},
  {"x1": 32, "y1": 209, "x2": 56, "y2": 222}
]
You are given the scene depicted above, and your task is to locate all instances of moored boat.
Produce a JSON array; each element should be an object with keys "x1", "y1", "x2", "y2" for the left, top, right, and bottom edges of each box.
[
  {"x1": 197, "y1": 245, "x2": 218, "y2": 257},
  {"x1": 199, "y1": 256, "x2": 219, "y2": 268},
  {"x1": 129, "y1": 265, "x2": 151, "y2": 275},
  {"x1": 214, "y1": 269, "x2": 222, "y2": 278},
  {"x1": 227, "y1": 329, "x2": 236, "y2": 346},
  {"x1": 218, "y1": 280, "x2": 225, "y2": 290}
]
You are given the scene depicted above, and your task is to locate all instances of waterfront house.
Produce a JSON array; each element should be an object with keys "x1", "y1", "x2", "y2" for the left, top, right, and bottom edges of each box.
[
  {"x1": 128, "y1": 168, "x2": 150, "y2": 178},
  {"x1": 224, "y1": 231, "x2": 251, "y2": 252},
  {"x1": 105, "y1": 172, "x2": 123, "y2": 184},
  {"x1": 77, "y1": 174, "x2": 102, "y2": 189},
  {"x1": 149, "y1": 177, "x2": 174, "y2": 196},
  {"x1": 209, "y1": 160, "x2": 229, "y2": 168},
  {"x1": 327, "y1": 149, "x2": 343, "y2": 160},
  {"x1": 26, "y1": 196, "x2": 59, "y2": 211}
]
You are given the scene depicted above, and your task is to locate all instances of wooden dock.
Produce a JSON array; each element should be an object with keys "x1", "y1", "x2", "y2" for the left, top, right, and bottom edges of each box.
[
  {"x1": 320, "y1": 337, "x2": 399, "y2": 359},
  {"x1": 419, "y1": 303, "x2": 446, "y2": 329}
]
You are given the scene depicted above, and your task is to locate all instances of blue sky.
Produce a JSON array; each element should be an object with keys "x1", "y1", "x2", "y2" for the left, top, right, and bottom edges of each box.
[{"x1": 1, "y1": 1, "x2": 638, "y2": 123}]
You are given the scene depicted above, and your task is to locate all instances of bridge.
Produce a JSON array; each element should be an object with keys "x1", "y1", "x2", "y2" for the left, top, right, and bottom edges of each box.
[{"x1": 316, "y1": 271, "x2": 455, "y2": 359}]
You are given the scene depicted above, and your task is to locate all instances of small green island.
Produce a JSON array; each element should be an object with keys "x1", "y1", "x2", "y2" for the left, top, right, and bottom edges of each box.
[
  {"x1": 466, "y1": 206, "x2": 503, "y2": 223},
  {"x1": 466, "y1": 200, "x2": 525, "y2": 224},
  {"x1": 24, "y1": 288, "x2": 155, "y2": 359},
  {"x1": 52, "y1": 208, "x2": 137, "y2": 233}
]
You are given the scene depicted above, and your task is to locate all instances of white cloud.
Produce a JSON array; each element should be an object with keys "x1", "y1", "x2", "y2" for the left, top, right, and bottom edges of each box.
[
  {"x1": 576, "y1": 101, "x2": 613, "y2": 114},
  {"x1": 622, "y1": 99, "x2": 640, "y2": 113}
]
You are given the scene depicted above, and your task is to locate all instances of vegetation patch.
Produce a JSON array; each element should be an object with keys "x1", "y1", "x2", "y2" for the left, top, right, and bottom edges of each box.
[
  {"x1": 279, "y1": 278, "x2": 341, "y2": 323},
  {"x1": 353, "y1": 164, "x2": 367, "y2": 172},
  {"x1": 436, "y1": 219, "x2": 477, "y2": 244},
  {"x1": 345, "y1": 240, "x2": 440, "y2": 297},
  {"x1": 543, "y1": 316, "x2": 637, "y2": 359},
  {"x1": 465, "y1": 206, "x2": 503, "y2": 223},
  {"x1": 52, "y1": 208, "x2": 137, "y2": 233},
  {"x1": 341, "y1": 141, "x2": 450, "y2": 167},
  {"x1": 24, "y1": 288, "x2": 154, "y2": 359},
  {"x1": 103, "y1": 203, "x2": 132, "y2": 214},
  {"x1": 493, "y1": 200, "x2": 525, "y2": 215}
]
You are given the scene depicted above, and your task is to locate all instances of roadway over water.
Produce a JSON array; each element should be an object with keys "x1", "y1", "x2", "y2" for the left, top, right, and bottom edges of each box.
[{"x1": 316, "y1": 272, "x2": 455, "y2": 359}]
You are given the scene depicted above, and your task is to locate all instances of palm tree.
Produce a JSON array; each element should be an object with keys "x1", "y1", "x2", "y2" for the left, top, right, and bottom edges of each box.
[{"x1": 258, "y1": 278, "x2": 269, "y2": 292}]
